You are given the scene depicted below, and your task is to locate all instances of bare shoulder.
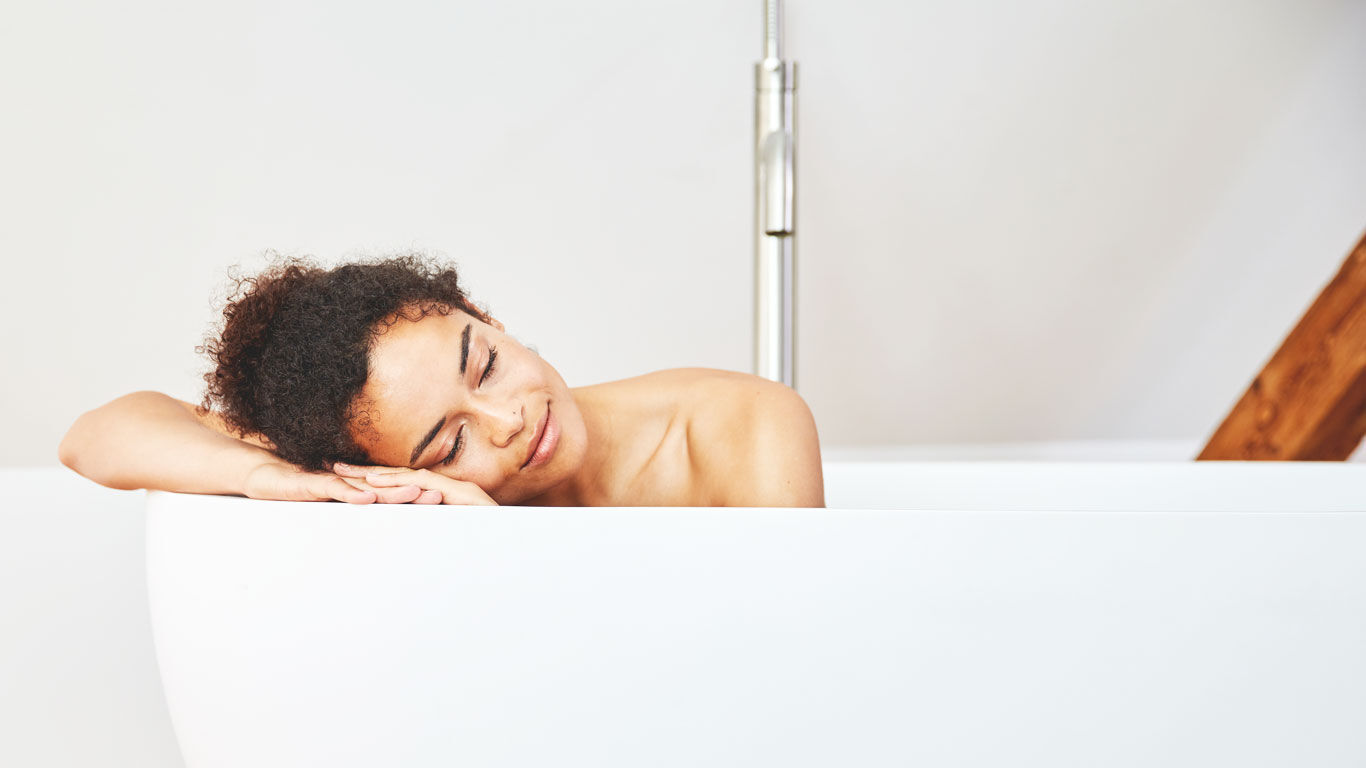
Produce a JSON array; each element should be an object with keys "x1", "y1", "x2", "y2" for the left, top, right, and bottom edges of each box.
[
  {"x1": 668, "y1": 368, "x2": 825, "y2": 507},
  {"x1": 616, "y1": 367, "x2": 756, "y2": 390}
]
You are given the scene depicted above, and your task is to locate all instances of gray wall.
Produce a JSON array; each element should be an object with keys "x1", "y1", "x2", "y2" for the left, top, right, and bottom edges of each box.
[{"x1": 3, "y1": 0, "x2": 1365, "y2": 463}]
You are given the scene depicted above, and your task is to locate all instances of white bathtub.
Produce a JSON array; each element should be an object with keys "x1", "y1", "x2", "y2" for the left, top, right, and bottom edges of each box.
[{"x1": 147, "y1": 460, "x2": 1366, "y2": 768}]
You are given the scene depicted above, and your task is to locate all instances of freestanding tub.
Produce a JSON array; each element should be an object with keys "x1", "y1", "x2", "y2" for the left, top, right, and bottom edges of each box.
[{"x1": 147, "y1": 460, "x2": 1366, "y2": 767}]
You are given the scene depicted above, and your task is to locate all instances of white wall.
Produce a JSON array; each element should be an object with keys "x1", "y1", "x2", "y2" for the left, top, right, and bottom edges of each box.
[
  {"x1": 0, "y1": 470, "x2": 182, "y2": 767},
  {"x1": 2, "y1": 0, "x2": 1364, "y2": 464}
]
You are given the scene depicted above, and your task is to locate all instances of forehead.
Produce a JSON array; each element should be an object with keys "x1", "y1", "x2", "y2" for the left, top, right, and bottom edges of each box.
[
  {"x1": 368, "y1": 308, "x2": 471, "y2": 383},
  {"x1": 356, "y1": 309, "x2": 479, "y2": 457}
]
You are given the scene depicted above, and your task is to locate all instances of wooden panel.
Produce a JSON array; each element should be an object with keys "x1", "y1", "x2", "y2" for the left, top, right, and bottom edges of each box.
[{"x1": 1199, "y1": 230, "x2": 1366, "y2": 461}]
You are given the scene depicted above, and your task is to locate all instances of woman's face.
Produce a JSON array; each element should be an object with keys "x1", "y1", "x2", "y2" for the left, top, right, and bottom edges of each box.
[{"x1": 351, "y1": 307, "x2": 586, "y2": 504}]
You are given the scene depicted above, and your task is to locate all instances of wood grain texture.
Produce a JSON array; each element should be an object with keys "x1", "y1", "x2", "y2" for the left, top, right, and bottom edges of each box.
[{"x1": 1200, "y1": 229, "x2": 1366, "y2": 461}]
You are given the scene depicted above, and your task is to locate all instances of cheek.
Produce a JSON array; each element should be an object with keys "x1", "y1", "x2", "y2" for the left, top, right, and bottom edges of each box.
[{"x1": 452, "y1": 453, "x2": 516, "y2": 492}]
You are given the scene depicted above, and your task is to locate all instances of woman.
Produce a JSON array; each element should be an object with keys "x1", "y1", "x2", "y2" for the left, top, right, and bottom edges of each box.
[{"x1": 59, "y1": 255, "x2": 824, "y2": 507}]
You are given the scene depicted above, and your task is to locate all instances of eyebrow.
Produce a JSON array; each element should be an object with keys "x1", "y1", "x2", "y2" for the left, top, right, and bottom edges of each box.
[
  {"x1": 459, "y1": 322, "x2": 472, "y2": 375},
  {"x1": 409, "y1": 322, "x2": 473, "y2": 465},
  {"x1": 407, "y1": 415, "x2": 445, "y2": 464}
]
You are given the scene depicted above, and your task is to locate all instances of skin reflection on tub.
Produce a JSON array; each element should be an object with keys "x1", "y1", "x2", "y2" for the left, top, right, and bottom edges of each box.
[{"x1": 147, "y1": 460, "x2": 1366, "y2": 768}]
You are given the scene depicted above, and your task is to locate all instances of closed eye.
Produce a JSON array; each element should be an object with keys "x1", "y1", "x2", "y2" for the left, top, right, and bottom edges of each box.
[
  {"x1": 437, "y1": 346, "x2": 495, "y2": 468},
  {"x1": 479, "y1": 346, "x2": 498, "y2": 386},
  {"x1": 439, "y1": 427, "x2": 463, "y2": 466}
]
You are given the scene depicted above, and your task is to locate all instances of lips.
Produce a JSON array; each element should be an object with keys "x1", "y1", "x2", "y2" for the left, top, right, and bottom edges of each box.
[{"x1": 521, "y1": 405, "x2": 552, "y2": 469}]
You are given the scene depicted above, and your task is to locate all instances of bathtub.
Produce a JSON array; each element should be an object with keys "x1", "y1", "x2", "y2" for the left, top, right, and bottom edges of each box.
[{"x1": 147, "y1": 459, "x2": 1366, "y2": 767}]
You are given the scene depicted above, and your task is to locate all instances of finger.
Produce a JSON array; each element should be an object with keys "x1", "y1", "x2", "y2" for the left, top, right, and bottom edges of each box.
[
  {"x1": 363, "y1": 470, "x2": 415, "y2": 486},
  {"x1": 378, "y1": 484, "x2": 423, "y2": 504},
  {"x1": 339, "y1": 476, "x2": 422, "y2": 504},
  {"x1": 322, "y1": 476, "x2": 375, "y2": 504},
  {"x1": 412, "y1": 489, "x2": 443, "y2": 504},
  {"x1": 338, "y1": 476, "x2": 373, "y2": 492},
  {"x1": 333, "y1": 464, "x2": 393, "y2": 475}
]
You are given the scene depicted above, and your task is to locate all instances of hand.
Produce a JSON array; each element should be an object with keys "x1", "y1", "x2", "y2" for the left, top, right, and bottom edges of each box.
[
  {"x1": 242, "y1": 461, "x2": 382, "y2": 504},
  {"x1": 332, "y1": 462, "x2": 498, "y2": 506},
  {"x1": 335, "y1": 475, "x2": 444, "y2": 505}
]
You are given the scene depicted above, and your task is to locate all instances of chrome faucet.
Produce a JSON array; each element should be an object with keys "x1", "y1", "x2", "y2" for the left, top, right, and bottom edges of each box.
[{"x1": 754, "y1": 0, "x2": 797, "y2": 387}]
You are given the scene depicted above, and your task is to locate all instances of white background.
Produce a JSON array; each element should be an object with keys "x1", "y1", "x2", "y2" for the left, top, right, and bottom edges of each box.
[{"x1": 3, "y1": 0, "x2": 1365, "y2": 464}]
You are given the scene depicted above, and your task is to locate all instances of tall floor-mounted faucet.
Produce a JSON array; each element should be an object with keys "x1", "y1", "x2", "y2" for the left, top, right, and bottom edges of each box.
[{"x1": 754, "y1": 0, "x2": 797, "y2": 387}]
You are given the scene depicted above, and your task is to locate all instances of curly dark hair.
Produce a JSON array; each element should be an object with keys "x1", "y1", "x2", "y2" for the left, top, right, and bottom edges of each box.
[{"x1": 199, "y1": 253, "x2": 486, "y2": 470}]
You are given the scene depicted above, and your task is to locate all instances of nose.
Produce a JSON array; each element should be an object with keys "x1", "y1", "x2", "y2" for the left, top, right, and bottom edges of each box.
[{"x1": 471, "y1": 396, "x2": 524, "y2": 448}]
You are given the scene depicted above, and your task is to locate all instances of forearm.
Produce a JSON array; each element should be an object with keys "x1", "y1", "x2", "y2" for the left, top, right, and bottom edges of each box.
[{"x1": 58, "y1": 391, "x2": 287, "y2": 495}]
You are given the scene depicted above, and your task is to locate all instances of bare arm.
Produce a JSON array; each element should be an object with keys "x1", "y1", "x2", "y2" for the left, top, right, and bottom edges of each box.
[{"x1": 57, "y1": 391, "x2": 377, "y2": 502}]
